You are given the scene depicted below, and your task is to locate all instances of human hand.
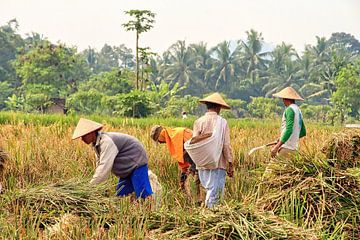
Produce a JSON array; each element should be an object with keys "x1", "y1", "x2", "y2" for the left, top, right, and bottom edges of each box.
[
  {"x1": 270, "y1": 146, "x2": 279, "y2": 158},
  {"x1": 227, "y1": 163, "x2": 234, "y2": 177}
]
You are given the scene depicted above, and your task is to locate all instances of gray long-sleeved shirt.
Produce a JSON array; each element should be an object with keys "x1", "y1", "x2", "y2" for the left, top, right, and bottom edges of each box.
[{"x1": 90, "y1": 132, "x2": 148, "y2": 185}]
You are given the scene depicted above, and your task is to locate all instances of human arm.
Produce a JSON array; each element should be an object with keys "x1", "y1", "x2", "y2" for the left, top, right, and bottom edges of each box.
[
  {"x1": 192, "y1": 120, "x2": 201, "y2": 137},
  {"x1": 223, "y1": 123, "x2": 234, "y2": 177},
  {"x1": 271, "y1": 107, "x2": 294, "y2": 157},
  {"x1": 90, "y1": 136, "x2": 118, "y2": 185},
  {"x1": 299, "y1": 118, "x2": 306, "y2": 138}
]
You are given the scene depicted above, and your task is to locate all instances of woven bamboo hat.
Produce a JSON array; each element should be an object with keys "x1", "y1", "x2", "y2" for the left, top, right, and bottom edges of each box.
[
  {"x1": 199, "y1": 92, "x2": 231, "y2": 109},
  {"x1": 272, "y1": 87, "x2": 304, "y2": 101},
  {"x1": 72, "y1": 118, "x2": 103, "y2": 140},
  {"x1": 150, "y1": 125, "x2": 163, "y2": 142}
]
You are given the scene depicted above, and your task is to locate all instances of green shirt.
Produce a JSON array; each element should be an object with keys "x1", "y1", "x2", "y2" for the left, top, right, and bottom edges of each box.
[{"x1": 280, "y1": 107, "x2": 306, "y2": 143}]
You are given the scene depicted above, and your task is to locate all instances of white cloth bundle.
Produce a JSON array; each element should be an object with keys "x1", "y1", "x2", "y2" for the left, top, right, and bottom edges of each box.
[{"x1": 184, "y1": 116, "x2": 226, "y2": 169}]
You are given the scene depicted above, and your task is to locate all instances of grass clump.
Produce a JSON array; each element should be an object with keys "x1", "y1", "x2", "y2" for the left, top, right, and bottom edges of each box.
[
  {"x1": 148, "y1": 203, "x2": 318, "y2": 240},
  {"x1": 257, "y1": 153, "x2": 360, "y2": 239}
]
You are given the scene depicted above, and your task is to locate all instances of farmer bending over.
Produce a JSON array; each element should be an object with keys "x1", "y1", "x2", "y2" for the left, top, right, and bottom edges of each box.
[
  {"x1": 72, "y1": 118, "x2": 152, "y2": 199},
  {"x1": 150, "y1": 125, "x2": 201, "y2": 201}
]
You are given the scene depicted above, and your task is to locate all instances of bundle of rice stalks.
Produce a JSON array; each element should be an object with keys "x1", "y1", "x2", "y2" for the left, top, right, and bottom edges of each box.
[
  {"x1": 257, "y1": 155, "x2": 360, "y2": 239},
  {"x1": 9, "y1": 179, "x2": 120, "y2": 219},
  {"x1": 148, "y1": 203, "x2": 318, "y2": 240},
  {"x1": 322, "y1": 131, "x2": 360, "y2": 168}
]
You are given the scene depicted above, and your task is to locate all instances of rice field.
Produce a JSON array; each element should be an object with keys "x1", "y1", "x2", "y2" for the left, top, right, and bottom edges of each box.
[{"x1": 0, "y1": 112, "x2": 358, "y2": 239}]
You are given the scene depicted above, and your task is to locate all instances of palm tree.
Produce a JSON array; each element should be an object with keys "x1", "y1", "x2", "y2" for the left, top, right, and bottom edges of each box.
[
  {"x1": 81, "y1": 47, "x2": 98, "y2": 73},
  {"x1": 240, "y1": 29, "x2": 268, "y2": 85},
  {"x1": 189, "y1": 42, "x2": 213, "y2": 81},
  {"x1": 263, "y1": 42, "x2": 301, "y2": 97},
  {"x1": 299, "y1": 37, "x2": 355, "y2": 103},
  {"x1": 162, "y1": 41, "x2": 201, "y2": 92},
  {"x1": 205, "y1": 41, "x2": 241, "y2": 91},
  {"x1": 114, "y1": 44, "x2": 134, "y2": 69}
]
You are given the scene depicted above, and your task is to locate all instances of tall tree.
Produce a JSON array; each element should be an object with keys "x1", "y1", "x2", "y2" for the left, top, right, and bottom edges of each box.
[
  {"x1": 162, "y1": 41, "x2": 197, "y2": 88},
  {"x1": 13, "y1": 41, "x2": 90, "y2": 98},
  {"x1": 263, "y1": 42, "x2": 300, "y2": 97},
  {"x1": 189, "y1": 42, "x2": 213, "y2": 85},
  {"x1": 331, "y1": 59, "x2": 360, "y2": 121},
  {"x1": 241, "y1": 29, "x2": 268, "y2": 84},
  {"x1": 206, "y1": 41, "x2": 241, "y2": 91},
  {"x1": 81, "y1": 47, "x2": 98, "y2": 73},
  {"x1": 328, "y1": 32, "x2": 360, "y2": 55},
  {"x1": 114, "y1": 44, "x2": 134, "y2": 69},
  {"x1": 122, "y1": 10, "x2": 155, "y2": 90},
  {"x1": 301, "y1": 36, "x2": 355, "y2": 103},
  {"x1": 0, "y1": 19, "x2": 24, "y2": 86},
  {"x1": 97, "y1": 44, "x2": 119, "y2": 72}
]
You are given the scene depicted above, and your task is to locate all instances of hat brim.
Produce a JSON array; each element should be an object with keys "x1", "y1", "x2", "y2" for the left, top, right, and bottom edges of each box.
[
  {"x1": 199, "y1": 100, "x2": 231, "y2": 109},
  {"x1": 272, "y1": 93, "x2": 304, "y2": 101},
  {"x1": 72, "y1": 126, "x2": 103, "y2": 140}
]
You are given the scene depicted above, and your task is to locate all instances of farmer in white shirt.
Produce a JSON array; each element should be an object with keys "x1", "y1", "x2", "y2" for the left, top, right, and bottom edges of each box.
[
  {"x1": 271, "y1": 87, "x2": 306, "y2": 159},
  {"x1": 72, "y1": 118, "x2": 153, "y2": 199},
  {"x1": 185, "y1": 93, "x2": 234, "y2": 208}
]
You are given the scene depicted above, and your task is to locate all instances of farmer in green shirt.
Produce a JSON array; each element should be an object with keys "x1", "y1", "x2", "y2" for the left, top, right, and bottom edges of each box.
[{"x1": 271, "y1": 87, "x2": 306, "y2": 159}]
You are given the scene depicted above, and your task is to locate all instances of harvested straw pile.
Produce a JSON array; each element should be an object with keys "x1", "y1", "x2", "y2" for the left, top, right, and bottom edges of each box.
[
  {"x1": 322, "y1": 131, "x2": 360, "y2": 168},
  {"x1": 258, "y1": 154, "x2": 360, "y2": 239},
  {"x1": 148, "y1": 204, "x2": 318, "y2": 240},
  {"x1": 11, "y1": 179, "x2": 120, "y2": 219}
]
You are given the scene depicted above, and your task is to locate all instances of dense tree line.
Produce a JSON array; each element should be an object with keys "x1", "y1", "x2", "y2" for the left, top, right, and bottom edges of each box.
[{"x1": 0, "y1": 19, "x2": 359, "y2": 121}]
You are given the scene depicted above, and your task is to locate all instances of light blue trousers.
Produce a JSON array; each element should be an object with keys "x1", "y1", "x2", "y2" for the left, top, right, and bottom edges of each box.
[{"x1": 198, "y1": 169, "x2": 226, "y2": 208}]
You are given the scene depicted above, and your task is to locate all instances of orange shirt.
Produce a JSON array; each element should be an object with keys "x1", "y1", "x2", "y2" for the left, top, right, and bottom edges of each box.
[{"x1": 159, "y1": 127, "x2": 192, "y2": 170}]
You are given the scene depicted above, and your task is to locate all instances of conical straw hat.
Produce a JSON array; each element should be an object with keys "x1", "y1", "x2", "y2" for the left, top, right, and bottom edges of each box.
[
  {"x1": 72, "y1": 118, "x2": 103, "y2": 140},
  {"x1": 272, "y1": 87, "x2": 304, "y2": 101},
  {"x1": 199, "y1": 92, "x2": 231, "y2": 109}
]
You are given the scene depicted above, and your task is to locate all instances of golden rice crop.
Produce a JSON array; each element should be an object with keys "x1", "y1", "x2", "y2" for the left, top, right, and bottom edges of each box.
[{"x1": 0, "y1": 113, "x2": 357, "y2": 239}]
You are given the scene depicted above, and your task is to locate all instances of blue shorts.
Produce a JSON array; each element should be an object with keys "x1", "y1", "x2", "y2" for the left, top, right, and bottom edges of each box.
[{"x1": 116, "y1": 164, "x2": 153, "y2": 199}]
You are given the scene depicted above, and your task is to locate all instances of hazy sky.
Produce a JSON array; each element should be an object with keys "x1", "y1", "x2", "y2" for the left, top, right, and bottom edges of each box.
[{"x1": 1, "y1": 0, "x2": 359, "y2": 54}]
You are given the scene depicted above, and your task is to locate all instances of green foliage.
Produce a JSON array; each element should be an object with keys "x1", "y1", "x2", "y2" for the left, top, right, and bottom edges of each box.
[
  {"x1": 0, "y1": 18, "x2": 359, "y2": 122},
  {"x1": 13, "y1": 41, "x2": 90, "y2": 97},
  {"x1": 66, "y1": 89, "x2": 105, "y2": 115},
  {"x1": 149, "y1": 81, "x2": 186, "y2": 111},
  {"x1": 0, "y1": 19, "x2": 24, "y2": 84},
  {"x1": 123, "y1": 9, "x2": 156, "y2": 89},
  {"x1": 4, "y1": 94, "x2": 25, "y2": 111},
  {"x1": 157, "y1": 95, "x2": 200, "y2": 118},
  {"x1": 113, "y1": 90, "x2": 152, "y2": 117},
  {"x1": 122, "y1": 10, "x2": 156, "y2": 34},
  {"x1": 331, "y1": 59, "x2": 360, "y2": 120},
  {"x1": 0, "y1": 82, "x2": 13, "y2": 109},
  {"x1": 301, "y1": 104, "x2": 332, "y2": 122},
  {"x1": 79, "y1": 69, "x2": 133, "y2": 95},
  {"x1": 226, "y1": 99, "x2": 248, "y2": 118},
  {"x1": 101, "y1": 90, "x2": 152, "y2": 117},
  {"x1": 248, "y1": 97, "x2": 282, "y2": 118},
  {"x1": 23, "y1": 84, "x2": 56, "y2": 112}
]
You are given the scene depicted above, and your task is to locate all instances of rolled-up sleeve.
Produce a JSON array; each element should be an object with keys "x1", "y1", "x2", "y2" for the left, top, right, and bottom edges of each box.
[
  {"x1": 90, "y1": 136, "x2": 119, "y2": 185},
  {"x1": 222, "y1": 123, "x2": 233, "y2": 163}
]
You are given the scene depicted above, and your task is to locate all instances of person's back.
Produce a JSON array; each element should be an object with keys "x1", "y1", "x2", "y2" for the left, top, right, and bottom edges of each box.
[
  {"x1": 188, "y1": 93, "x2": 234, "y2": 208},
  {"x1": 72, "y1": 118, "x2": 153, "y2": 199},
  {"x1": 99, "y1": 132, "x2": 148, "y2": 178},
  {"x1": 150, "y1": 125, "x2": 199, "y2": 199}
]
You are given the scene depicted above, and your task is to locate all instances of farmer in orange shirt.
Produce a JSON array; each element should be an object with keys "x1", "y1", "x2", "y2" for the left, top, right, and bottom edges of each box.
[{"x1": 150, "y1": 126, "x2": 200, "y2": 199}]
